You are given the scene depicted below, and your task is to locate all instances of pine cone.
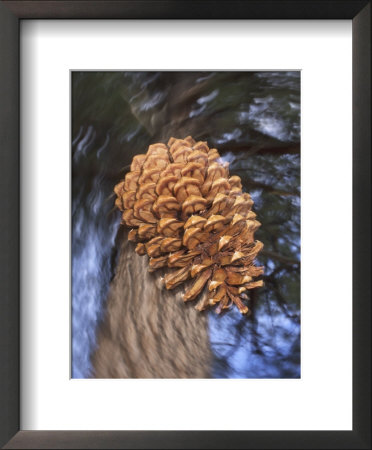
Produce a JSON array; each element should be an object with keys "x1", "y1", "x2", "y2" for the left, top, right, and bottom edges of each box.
[{"x1": 114, "y1": 136, "x2": 264, "y2": 314}]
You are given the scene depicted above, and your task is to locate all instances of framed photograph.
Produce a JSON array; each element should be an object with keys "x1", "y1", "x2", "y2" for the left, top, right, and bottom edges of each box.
[{"x1": 0, "y1": 1, "x2": 370, "y2": 449}]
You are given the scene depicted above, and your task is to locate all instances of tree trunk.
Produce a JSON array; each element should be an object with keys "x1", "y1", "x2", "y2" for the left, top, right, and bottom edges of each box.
[{"x1": 91, "y1": 232, "x2": 212, "y2": 378}]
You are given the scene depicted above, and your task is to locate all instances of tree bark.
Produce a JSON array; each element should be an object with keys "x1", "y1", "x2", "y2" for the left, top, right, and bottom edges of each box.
[{"x1": 91, "y1": 232, "x2": 212, "y2": 378}]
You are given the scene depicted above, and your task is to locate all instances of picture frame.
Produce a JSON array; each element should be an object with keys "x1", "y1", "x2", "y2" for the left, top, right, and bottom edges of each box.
[{"x1": 0, "y1": 1, "x2": 370, "y2": 448}]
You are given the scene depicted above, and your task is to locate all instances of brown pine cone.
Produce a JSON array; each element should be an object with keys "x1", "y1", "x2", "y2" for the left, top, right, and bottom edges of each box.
[{"x1": 114, "y1": 136, "x2": 264, "y2": 314}]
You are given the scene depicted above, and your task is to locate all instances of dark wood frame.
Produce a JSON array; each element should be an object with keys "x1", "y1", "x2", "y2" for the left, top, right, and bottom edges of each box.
[{"x1": 0, "y1": 1, "x2": 370, "y2": 449}]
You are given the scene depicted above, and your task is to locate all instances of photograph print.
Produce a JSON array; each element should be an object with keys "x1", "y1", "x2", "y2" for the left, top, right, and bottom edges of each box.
[{"x1": 71, "y1": 71, "x2": 300, "y2": 379}]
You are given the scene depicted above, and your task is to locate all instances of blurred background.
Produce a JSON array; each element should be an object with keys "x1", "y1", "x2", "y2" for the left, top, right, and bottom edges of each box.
[{"x1": 72, "y1": 71, "x2": 300, "y2": 379}]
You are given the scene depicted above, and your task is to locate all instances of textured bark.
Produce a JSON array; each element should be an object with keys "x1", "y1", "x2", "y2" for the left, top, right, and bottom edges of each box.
[{"x1": 92, "y1": 233, "x2": 212, "y2": 378}]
